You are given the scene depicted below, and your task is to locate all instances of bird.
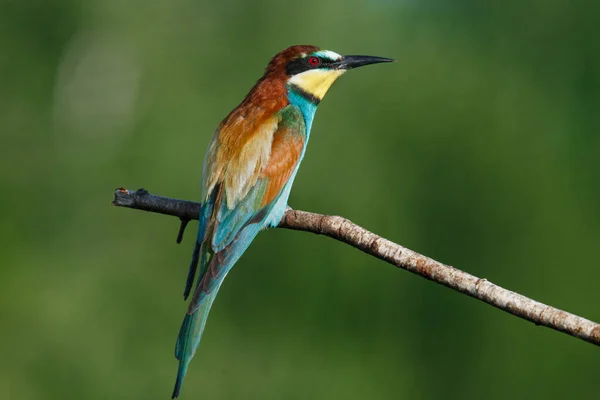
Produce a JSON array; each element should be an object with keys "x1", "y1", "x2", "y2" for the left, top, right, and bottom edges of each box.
[{"x1": 172, "y1": 45, "x2": 394, "y2": 398}]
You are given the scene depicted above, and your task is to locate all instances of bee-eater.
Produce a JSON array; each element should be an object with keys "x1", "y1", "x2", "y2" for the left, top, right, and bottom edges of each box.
[{"x1": 172, "y1": 45, "x2": 393, "y2": 398}]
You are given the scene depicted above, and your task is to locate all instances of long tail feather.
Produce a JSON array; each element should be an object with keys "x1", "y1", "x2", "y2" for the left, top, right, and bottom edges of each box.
[
  {"x1": 173, "y1": 212, "x2": 268, "y2": 397},
  {"x1": 183, "y1": 196, "x2": 215, "y2": 300},
  {"x1": 183, "y1": 241, "x2": 201, "y2": 300},
  {"x1": 172, "y1": 313, "x2": 194, "y2": 399},
  {"x1": 172, "y1": 286, "x2": 221, "y2": 398}
]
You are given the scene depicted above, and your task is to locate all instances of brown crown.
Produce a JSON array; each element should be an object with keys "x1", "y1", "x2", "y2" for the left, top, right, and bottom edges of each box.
[{"x1": 264, "y1": 45, "x2": 320, "y2": 77}]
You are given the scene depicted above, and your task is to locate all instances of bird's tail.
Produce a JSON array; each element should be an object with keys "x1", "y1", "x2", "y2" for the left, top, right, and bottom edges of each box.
[
  {"x1": 172, "y1": 200, "x2": 264, "y2": 398},
  {"x1": 171, "y1": 284, "x2": 221, "y2": 399}
]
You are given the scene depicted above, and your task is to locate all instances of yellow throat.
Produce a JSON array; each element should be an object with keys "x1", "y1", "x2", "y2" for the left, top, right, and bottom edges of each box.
[{"x1": 288, "y1": 69, "x2": 346, "y2": 101}]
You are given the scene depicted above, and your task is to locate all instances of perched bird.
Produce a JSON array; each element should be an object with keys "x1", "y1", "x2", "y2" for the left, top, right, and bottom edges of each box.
[{"x1": 172, "y1": 45, "x2": 393, "y2": 398}]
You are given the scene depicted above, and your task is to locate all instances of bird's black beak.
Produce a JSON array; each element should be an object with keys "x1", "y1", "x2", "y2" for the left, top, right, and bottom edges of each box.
[{"x1": 336, "y1": 55, "x2": 395, "y2": 70}]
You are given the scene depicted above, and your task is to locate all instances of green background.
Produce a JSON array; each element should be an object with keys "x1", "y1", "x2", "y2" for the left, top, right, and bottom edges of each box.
[{"x1": 2, "y1": 1, "x2": 599, "y2": 399}]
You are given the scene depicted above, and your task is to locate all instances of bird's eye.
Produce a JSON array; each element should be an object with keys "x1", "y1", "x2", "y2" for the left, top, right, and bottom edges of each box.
[{"x1": 308, "y1": 56, "x2": 321, "y2": 66}]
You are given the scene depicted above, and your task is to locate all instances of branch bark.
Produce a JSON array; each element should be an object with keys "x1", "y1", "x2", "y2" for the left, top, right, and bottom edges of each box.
[{"x1": 112, "y1": 187, "x2": 600, "y2": 347}]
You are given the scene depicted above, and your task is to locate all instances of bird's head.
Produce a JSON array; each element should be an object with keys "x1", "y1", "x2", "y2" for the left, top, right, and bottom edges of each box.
[{"x1": 265, "y1": 45, "x2": 395, "y2": 103}]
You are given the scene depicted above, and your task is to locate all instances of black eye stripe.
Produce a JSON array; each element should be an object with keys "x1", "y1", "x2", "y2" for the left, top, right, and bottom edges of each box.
[
  {"x1": 286, "y1": 59, "x2": 308, "y2": 75},
  {"x1": 286, "y1": 55, "x2": 335, "y2": 76},
  {"x1": 320, "y1": 57, "x2": 334, "y2": 64}
]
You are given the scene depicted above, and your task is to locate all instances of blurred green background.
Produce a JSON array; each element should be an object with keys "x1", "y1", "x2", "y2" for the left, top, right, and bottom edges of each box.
[{"x1": 2, "y1": 1, "x2": 599, "y2": 399}]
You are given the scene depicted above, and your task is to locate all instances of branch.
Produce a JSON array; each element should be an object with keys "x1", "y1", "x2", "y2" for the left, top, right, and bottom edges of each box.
[{"x1": 112, "y1": 187, "x2": 600, "y2": 347}]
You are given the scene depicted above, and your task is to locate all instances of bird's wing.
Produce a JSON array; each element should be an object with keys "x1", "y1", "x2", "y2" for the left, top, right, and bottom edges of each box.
[
  {"x1": 182, "y1": 103, "x2": 284, "y2": 299},
  {"x1": 213, "y1": 106, "x2": 305, "y2": 249},
  {"x1": 189, "y1": 104, "x2": 306, "y2": 309}
]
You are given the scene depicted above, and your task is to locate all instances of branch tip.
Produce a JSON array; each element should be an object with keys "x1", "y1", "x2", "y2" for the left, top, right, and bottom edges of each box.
[{"x1": 177, "y1": 218, "x2": 191, "y2": 244}]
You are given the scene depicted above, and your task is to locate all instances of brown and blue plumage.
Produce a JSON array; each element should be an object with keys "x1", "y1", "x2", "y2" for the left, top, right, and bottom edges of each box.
[{"x1": 172, "y1": 45, "x2": 393, "y2": 398}]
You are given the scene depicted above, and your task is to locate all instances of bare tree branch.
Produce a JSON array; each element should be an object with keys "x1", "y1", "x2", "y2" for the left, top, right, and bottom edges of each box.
[{"x1": 112, "y1": 187, "x2": 600, "y2": 347}]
